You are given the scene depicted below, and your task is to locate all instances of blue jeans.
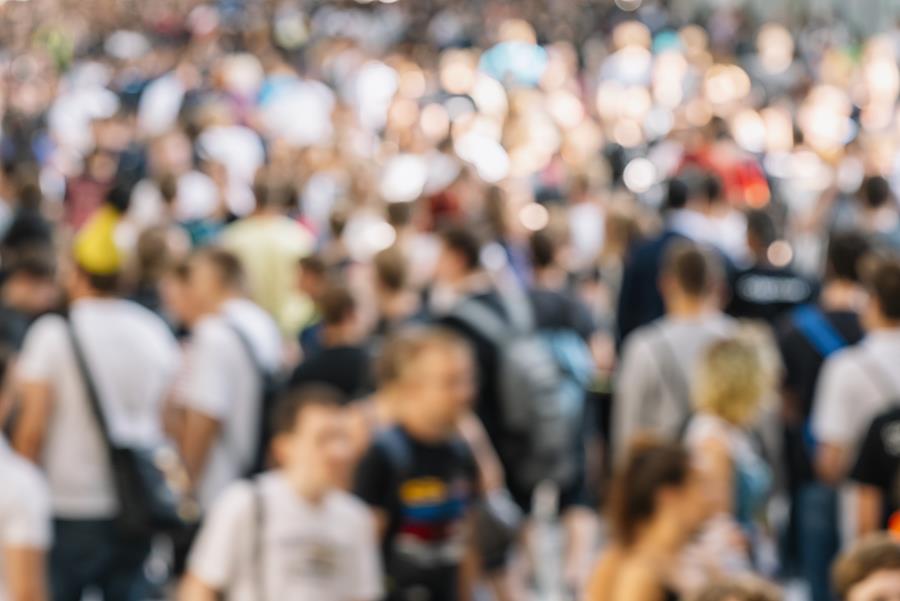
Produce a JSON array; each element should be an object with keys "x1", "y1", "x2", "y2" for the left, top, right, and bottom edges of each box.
[
  {"x1": 796, "y1": 484, "x2": 839, "y2": 601},
  {"x1": 51, "y1": 519, "x2": 152, "y2": 601}
]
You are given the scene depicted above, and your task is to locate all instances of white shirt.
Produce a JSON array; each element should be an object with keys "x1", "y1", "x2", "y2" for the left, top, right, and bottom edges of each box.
[
  {"x1": 614, "y1": 313, "x2": 737, "y2": 461},
  {"x1": 16, "y1": 298, "x2": 180, "y2": 518},
  {"x1": 176, "y1": 299, "x2": 282, "y2": 511},
  {"x1": 0, "y1": 438, "x2": 51, "y2": 601},
  {"x1": 188, "y1": 472, "x2": 382, "y2": 601},
  {"x1": 812, "y1": 329, "x2": 900, "y2": 455}
]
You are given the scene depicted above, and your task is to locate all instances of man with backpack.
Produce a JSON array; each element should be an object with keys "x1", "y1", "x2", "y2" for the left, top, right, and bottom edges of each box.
[
  {"x1": 174, "y1": 247, "x2": 282, "y2": 511},
  {"x1": 181, "y1": 385, "x2": 382, "y2": 601},
  {"x1": 13, "y1": 205, "x2": 181, "y2": 600},
  {"x1": 353, "y1": 328, "x2": 481, "y2": 601},
  {"x1": 613, "y1": 240, "x2": 735, "y2": 460}
]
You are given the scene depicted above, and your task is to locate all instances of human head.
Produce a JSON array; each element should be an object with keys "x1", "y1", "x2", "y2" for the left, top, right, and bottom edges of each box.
[
  {"x1": 317, "y1": 283, "x2": 359, "y2": 344},
  {"x1": 608, "y1": 437, "x2": 705, "y2": 547},
  {"x1": 271, "y1": 385, "x2": 352, "y2": 496},
  {"x1": 833, "y1": 535, "x2": 900, "y2": 601},
  {"x1": 434, "y1": 226, "x2": 482, "y2": 285},
  {"x1": 659, "y1": 241, "x2": 724, "y2": 311},
  {"x1": 298, "y1": 255, "x2": 327, "y2": 301},
  {"x1": 692, "y1": 576, "x2": 782, "y2": 601},
  {"x1": 1, "y1": 251, "x2": 57, "y2": 315},
  {"x1": 392, "y1": 326, "x2": 475, "y2": 438},
  {"x1": 529, "y1": 230, "x2": 559, "y2": 271},
  {"x1": 745, "y1": 209, "x2": 778, "y2": 262},
  {"x1": 694, "y1": 336, "x2": 768, "y2": 426},
  {"x1": 373, "y1": 246, "x2": 409, "y2": 297},
  {"x1": 825, "y1": 232, "x2": 871, "y2": 284},
  {"x1": 861, "y1": 256, "x2": 900, "y2": 332},
  {"x1": 186, "y1": 247, "x2": 245, "y2": 315},
  {"x1": 160, "y1": 260, "x2": 198, "y2": 327},
  {"x1": 859, "y1": 176, "x2": 893, "y2": 210},
  {"x1": 252, "y1": 167, "x2": 296, "y2": 213}
]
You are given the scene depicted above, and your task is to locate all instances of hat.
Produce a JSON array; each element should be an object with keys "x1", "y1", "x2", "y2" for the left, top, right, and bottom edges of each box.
[{"x1": 73, "y1": 205, "x2": 123, "y2": 275}]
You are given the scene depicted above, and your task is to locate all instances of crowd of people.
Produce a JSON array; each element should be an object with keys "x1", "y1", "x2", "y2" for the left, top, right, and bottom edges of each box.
[{"x1": 4, "y1": 0, "x2": 900, "y2": 600}]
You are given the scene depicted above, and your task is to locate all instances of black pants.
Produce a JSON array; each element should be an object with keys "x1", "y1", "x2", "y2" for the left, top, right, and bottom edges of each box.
[{"x1": 51, "y1": 519, "x2": 152, "y2": 601}]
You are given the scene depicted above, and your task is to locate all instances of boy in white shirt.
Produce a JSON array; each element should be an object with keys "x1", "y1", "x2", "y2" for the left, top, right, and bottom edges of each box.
[{"x1": 180, "y1": 385, "x2": 382, "y2": 601}]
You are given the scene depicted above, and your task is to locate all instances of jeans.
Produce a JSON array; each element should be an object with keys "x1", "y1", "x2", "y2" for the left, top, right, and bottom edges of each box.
[
  {"x1": 51, "y1": 519, "x2": 152, "y2": 601},
  {"x1": 796, "y1": 484, "x2": 839, "y2": 601}
]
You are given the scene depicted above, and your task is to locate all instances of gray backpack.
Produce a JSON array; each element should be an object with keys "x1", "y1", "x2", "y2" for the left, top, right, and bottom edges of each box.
[{"x1": 453, "y1": 295, "x2": 577, "y2": 492}]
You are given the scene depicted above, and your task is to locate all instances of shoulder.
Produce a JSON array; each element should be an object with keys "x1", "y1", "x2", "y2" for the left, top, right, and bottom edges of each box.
[
  {"x1": 23, "y1": 313, "x2": 67, "y2": 343},
  {"x1": 2, "y1": 451, "x2": 49, "y2": 507},
  {"x1": 328, "y1": 490, "x2": 375, "y2": 523}
]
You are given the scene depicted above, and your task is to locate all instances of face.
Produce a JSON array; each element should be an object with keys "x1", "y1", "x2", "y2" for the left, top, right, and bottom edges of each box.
[
  {"x1": 274, "y1": 404, "x2": 353, "y2": 492},
  {"x1": 2, "y1": 273, "x2": 59, "y2": 315},
  {"x1": 160, "y1": 275, "x2": 196, "y2": 326},
  {"x1": 848, "y1": 569, "x2": 900, "y2": 601},
  {"x1": 433, "y1": 244, "x2": 465, "y2": 285},
  {"x1": 404, "y1": 345, "x2": 475, "y2": 431},
  {"x1": 186, "y1": 257, "x2": 223, "y2": 314}
]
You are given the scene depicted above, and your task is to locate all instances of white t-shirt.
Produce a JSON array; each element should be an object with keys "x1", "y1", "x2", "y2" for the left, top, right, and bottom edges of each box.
[
  {"x1": 0, "y1": 438, "x2": 51, "y2": 601},
  {"x1": 16, "y1": 298, "x2": 180, "y2": 518},
  {"x1": 176, "y1": 299, "x2": 282, "y2": 511},
  {"x1": 188, "y1": 472, "x2": 382, "y2": 601}
]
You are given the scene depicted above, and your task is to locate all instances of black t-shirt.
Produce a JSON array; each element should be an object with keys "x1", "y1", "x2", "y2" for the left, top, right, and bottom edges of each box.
[
  {"x1": 353, "y1": 426, "x2": 479, "y2": 601},
  {"x1": 727, "y1": 264, "x2": 818, "y2": 324},
  {"x1": 289, "y1": 345, "x2": 371, "y2": 400},
  {"x1": 851, "y1": 408, "x2": 900, "y2": 529}
]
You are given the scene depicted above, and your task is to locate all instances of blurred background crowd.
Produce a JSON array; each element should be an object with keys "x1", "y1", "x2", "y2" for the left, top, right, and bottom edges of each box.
[{"x1": 4, "y1": 0, "x2": 900, "y2": 600}]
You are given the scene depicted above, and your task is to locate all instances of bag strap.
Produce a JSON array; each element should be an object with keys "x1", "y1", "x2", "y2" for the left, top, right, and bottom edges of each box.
[
  {"x1": 650, "y1": 324, "x2": 693, "y2": 423},
  {"x1": 224, "y1": 320, "x2": 269, "y2": 378},
  {"x1": 252, "y1": 479, "x2": 266, "y2": 601},
  {"x1": 452, "y1": 299, "x2": 511, "y2": 347},
  {"x1": 65, "y1": 317, "x2": 116, "y2": 451},
  {"x1": 792, "y1": 305, "x2": 847, "y2": 358}
]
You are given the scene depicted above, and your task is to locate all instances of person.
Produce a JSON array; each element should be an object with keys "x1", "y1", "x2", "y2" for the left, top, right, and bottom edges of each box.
[
  {"x1": 371, "y1": 245, "x2": 425, "y2": 340},
  {"x1": 614, "y1": 240, "x2": 735, "y2": 460},
  {"x1": 297, "y1": 254, "x2": 329, "y2": 357},
  {"x1": 173, "y1": 247, "x2": 282, "y2": 511},
  {"x1": 0, "y1": 344, "x2": 51, "y2": 601},
  {"x1": 812, "y1": 256, "x2": 900, "y2": 487},
  {"x1": 832, "y1": 534, "x2": 900, "y2": 601},
  {"x1": 353, "y1": 327, "x2": 481, "y2": 601},
  {"x1": 584, "y1": 438, "x2": 708, "y2": 601},
  {"x1": 290, "y1": 283, "x2": 371, "y2": 399},
  {"x1": 726, "y1": 209, "x2": 817, "y2": 324},
  {"x1": 850, "y1": 403, "x2": 900, "y2": 537},
  {"x1": 180, "y1": 385, "x2": 383, "y2": 601},
  {"x1": 220, "y1": 167, "x2": 315, "y2": 338},
  {"x1": 776, "y1": 232, "x2": 871, "y2": 601},
  {"x1": 692, "y1": 576, "x2": 782, "y2": 601},
  {"x1": 0, "y1": 251, "x2": 57, "y2": 350},
  {"x1": 13, "y1": 205, "x2": 181, "y2": 601}
]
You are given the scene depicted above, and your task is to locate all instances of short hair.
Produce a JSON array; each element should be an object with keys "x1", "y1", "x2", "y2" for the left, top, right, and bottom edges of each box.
[
  {"x1": 826, "y1": 231, "x2": 871, "y2": 283},
  {"x1": 77, "y1": 265, "x2": 120, "y2": 295},
  {"x1": 191, "y1": 247, "x2": 244, "y2": 291},
  {"x1": 317, "y1": 283, "x2": 356, "y2": 326},
  {"x1": 861, "y1": 175, "x2": 892, "y2": 209},
  {"x1": 694, "y1": 336, "x2": 767, "y2": 426},
  {"x1": 3, "y1": 250, "x2": 55, "y2": 280},
  {"x1": 379, "y1": 326, "x2": 472, "y2": 384},
  {"x1": 662, "y1": 241, "x2": 723, "y2": 297},
  {"x1": 440, "y1": 226, "x2": 482, "y2": 271},
  {"x1": 373, "y1": 246, "x2": 408, "y2": 292},
  {"x1": 692, "y1": 576, "x2": 782, "y2": 601},
  {"x1": 833, "y1": 535, "x2": 900, "y2": 599},
  {"x1": 271, "y1": 384, "x2": 345, "y2": 436},
  {"x1": 299, "y1": 254, "x2": 327, "y2": 277},
  {"x1": 746, "y1": 209, "x2": 777, "y2": 248},
  {"x1": 529, "y1": 230, "x2": 557, "y2": 270},
  {"x1": 864, "y1": 256, "x2": 900, "y2": 321},
  {"x1": 664, "y1": 178, "x2": 689, "y2": 211},
  {"x1": 253, "y1": 168, "x2": 296, "y2": 210}
]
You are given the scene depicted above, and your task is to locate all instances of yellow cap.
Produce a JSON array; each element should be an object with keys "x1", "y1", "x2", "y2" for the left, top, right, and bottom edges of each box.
[{"x1": 73, "y1": 205, "x2": 123, "y2": 276}]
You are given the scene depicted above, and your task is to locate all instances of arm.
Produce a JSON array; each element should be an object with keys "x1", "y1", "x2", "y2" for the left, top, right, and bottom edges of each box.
[
  {"x1": 457, "y1": 511, "x2": 481, "y2": 601},
  {"x1": 457, "y1": 411, "x2": 505, "y2": 493},
  {"x1": 12, "y1": 381, "x2": 52, "y2": 463},
  {"x1": 613, "y1": 336, "x2": 653, "y2": 461},
  {"x1": 179, "y1": 410, "x2": 222, "y2": 486},
  {"x1": 811, "y1": 358, "x2": 855, "y2": 485},
  {"x1": 178, "y1": 573, "x2": 218, "y2": 601},
  {"x1": 614, "y1": 563, "x2": 664, "y2": 601},
  {"x1": 856, "y1": 485, "x2": 883, "y2": 538},
  {"x1": 4, "y1": 547, "x2": 47, "y2": 601},
  {"x1": 696, "y1": 434, "x2": 734, "y2": 517},
  {"x1": 816, "y1": 443, "x2": 848, "y2": 487}
]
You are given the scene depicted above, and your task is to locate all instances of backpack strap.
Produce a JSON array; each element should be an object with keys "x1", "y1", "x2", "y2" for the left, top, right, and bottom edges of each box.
[
  {"x1": 792, "y1": 305, "x2": 847, "y2": 358},
  {"x1": 378, "y1": 427, "x2": 413, "y2": 479},
  {"x1": 648, "y1": 324, "x2": 694, "y2": 430},
  {"x1": 251, "y1": 478, "x2": 266, "y2": 601},
  {"x1": 452, "y1": 299, "x2": 511, "y2": 346}
]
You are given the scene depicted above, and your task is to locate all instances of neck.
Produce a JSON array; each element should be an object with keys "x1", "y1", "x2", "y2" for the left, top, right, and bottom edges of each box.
[
  {"x1": 379, "y1": 290, "x2": 419, "y2": 322},
  {"x1": 633, "y1": 513, "x2": 685, "y2": 558},
  {"x1": 322, "y1": 323, "x2": 356, "y2": 347},
  {"x1": 401, "y1": 412, "x2": 453, "y2": 444},
  {"x1": 820, "y1": 280, "x2": 866, "y2": 313},
  {"x1": 210, "y1": 291, "x2": 241, "y2": 314},
  {"x1": 665, "y1": 295, "x2": 712, "y2": 319},
  {"x1": 284, "y1": 469, "x2": 329, "y2": 505},
  {"x1": 534, "y1": 266, "x2": 567, "y2": 290}
]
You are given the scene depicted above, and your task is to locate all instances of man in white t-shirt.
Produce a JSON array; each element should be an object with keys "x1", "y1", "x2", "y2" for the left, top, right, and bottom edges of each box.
[
  {"x1": 180, "y1": 385, "x2": 382, "y2": 601},
  {"x1": 13, "y1": 210, "x2": 181, "y2": 601},
  {"x1": 175, "y1": 247, "x2": 282, "y2": 511},
  {"x1": 614, "y1": 240, "x2": 736, "y2": 461}
]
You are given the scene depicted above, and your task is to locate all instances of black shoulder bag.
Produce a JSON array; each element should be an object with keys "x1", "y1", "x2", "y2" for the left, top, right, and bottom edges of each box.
[{"x1": 66, "y1": 319, "x2": 198, "y2": 539}]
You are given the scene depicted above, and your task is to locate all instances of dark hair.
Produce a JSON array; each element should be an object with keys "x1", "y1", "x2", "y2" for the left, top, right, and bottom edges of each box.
[
  {"x1": 746, "y1": 209, "x2": 777, "y2": 249},
  {"x1": 665, "y1": 178, "x2": 689, "y2": 211},
  {"x1": 78, "y1": 265, "x2": 121, "y2": 295},
  {"x1": 387, "y1": 201, "x2": 414, "y2": 228},
  {"x1": 192, "y1": 247, "x2": 245, "y2": 291},
  {"x1": 529, "y1": 230, "x2": 557, "y2": 270},
  {"x1": 860, "y1": 175, "x2": 892, "y2": 209},
  {"x1": 662, "y1": 241, "x2": 722, "y2": 297},
  {"x1": 833, "y1": 535, "x2": 900, "y2": 599},
  {"x1": 253, "y1": 169, "x2": 296, "y2": 210},
  {"x1": 157, "y1": 173, "x2": 178, "y2": 204},
  {"x1": 299, "y1": 254, "x2": 327, "y2": 277},
  {"x1": 3, "y1": 250, "x2": 55, "y2": 280},
  {"x1": 374, "y1": 246, "x2": 408, "y2": 292},
  {"x1": 826, "y1": 231, "x2": 871, "y2": 283},
  {"x1": 692, "y1": 577, "x2": 782, "y2": 601},
  {"x1": 608, "y1": 438, "x2": 692, "y2": 546},
  {"x1": 271, "y1": 384, "x2": 345, "y2": 436},
  {"x1": 135, "y1": 226, "x2": 173, "y2": 285},
  {"x1": 864, "y1": 257, "x2": 900, "y2": 321},
  {"x1": 317, "y1": 283, "x2": 356, "y2": 326},
  {"x1": 440, "y1": 226, "x2": 482, "y2": 271}
]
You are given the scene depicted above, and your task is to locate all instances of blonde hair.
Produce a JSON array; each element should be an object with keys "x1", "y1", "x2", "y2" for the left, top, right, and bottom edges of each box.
[{"x1": 693, "y1": 334, "x2": 768, "y2": 426}]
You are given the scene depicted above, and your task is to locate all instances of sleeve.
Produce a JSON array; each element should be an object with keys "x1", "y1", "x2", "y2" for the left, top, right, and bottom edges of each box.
[
  {"x1": 16, "y1": 316, "x2": 66, "y2": 383},
  {"x1": 346, "y1": 506, "x2": 384, "y2": 601},
  {"x1": 353, "y1": 443, "x2": 393, "y2": 509},
  {"x1": 0, "y1": 464, "x2": 51, "y2": 550},
  {"x1": 811, "y1": 356, "x2": 859, "y2": 447},
  {"x1": 176, "y1": 325, "x2": 233, "y2": 419},
  {"x1": 613, "y1": 334, "x2": 655, "y2": 461},
  {"x1": 187, "y1": 482, "x2": 254, "y2": 589},
  {"x1": 850, "y1": 416, "x2": 890, "y2": 489}
]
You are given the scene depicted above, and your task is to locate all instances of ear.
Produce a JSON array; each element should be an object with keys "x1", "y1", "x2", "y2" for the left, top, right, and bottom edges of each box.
[{"x1": 270, "y1": 434, "x2": 290, "y2": 468}]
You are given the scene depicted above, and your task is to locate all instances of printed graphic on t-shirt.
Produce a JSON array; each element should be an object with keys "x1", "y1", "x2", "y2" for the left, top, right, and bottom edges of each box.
[{"x1": 393, "y1": 475, "x2": 471, "y2": 566}]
